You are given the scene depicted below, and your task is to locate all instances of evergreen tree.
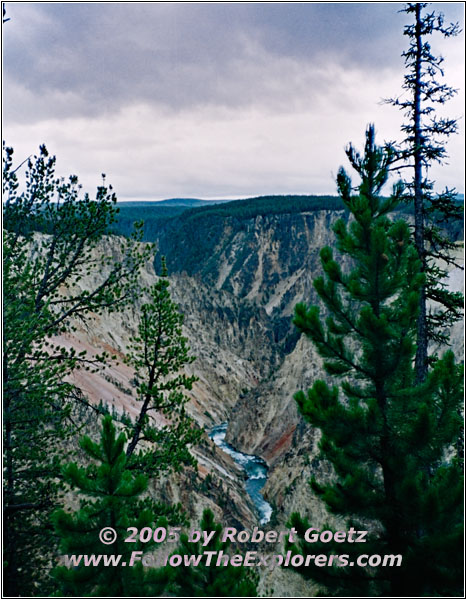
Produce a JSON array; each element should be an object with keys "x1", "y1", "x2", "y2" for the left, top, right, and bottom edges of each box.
[
  {"x1": 3, "y1": 144, "x2": 151, "y2": 595},
  {"x1": 386, "y1": 2, "x2": 463, "y2": 381},
  {"x1": 124, "y1": 258, "x2": 201, "y2": 473},
  {"x1": 52, "y1": 415, "x2": 181, "y2": 597},
  {"x1": 289, "y1": 126, "x2": 463, "y2": 596},
  {"x1": 166, "y1": 508, "x2": 258, "y2": 597}
]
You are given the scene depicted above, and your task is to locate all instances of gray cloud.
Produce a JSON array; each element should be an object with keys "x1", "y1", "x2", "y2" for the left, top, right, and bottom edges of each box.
[
  {"x1": 2, "y1": 2, "x2": 464, "y2": 198},
  {"x1": 3, "y1": 2, "x2": 420, "y2": 122}
]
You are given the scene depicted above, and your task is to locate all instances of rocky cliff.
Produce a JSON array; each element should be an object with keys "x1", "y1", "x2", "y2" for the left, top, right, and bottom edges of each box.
[
  {"x1": 155, "y1": 208, "x2": 350, "y2": 461},
  {"x1": 156, "y1": 204, "x2": 463, "y2": 527},
  {"x1": 57, "y1": 202, "x2": 463, "y2": 595}
]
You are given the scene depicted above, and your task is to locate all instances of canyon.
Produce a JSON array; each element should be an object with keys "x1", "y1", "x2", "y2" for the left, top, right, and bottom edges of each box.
[{"x1": 60, "y1": 201, "x2": 463, "y2": 595}]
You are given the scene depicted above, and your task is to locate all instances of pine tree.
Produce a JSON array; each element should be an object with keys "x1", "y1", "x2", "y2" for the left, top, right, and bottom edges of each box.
[
  {"x1": 166, "y1": 508, "x2": 258, "y2": 597},
  {"x1": 52, "y1": 415, "x2": 181, "y2": 597},
  {"x1": 124, "y1": 258, "x2": 201, "y2": 473},
  {"x1": 386, "y1": 3, "x2": 463, "y2": 381},
  {"x1": 289, "y1": 126, "x2": 463, "y2": 596},
  {"x1": 3, "y1": 144, "x2": 151, "y2": 596},
  {"x1": 50, "y1": 258, "x2": 204, "y2": 597}
]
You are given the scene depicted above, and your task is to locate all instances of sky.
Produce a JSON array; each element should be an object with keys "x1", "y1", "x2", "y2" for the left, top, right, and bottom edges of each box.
[{"x1": 2, "y1": 2, "x2": 465, "y2": 201}]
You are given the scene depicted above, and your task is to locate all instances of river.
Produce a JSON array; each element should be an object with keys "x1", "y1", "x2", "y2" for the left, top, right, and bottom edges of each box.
[{"x1": 209, "y1": 423, "x2": 272, "y2": 525}]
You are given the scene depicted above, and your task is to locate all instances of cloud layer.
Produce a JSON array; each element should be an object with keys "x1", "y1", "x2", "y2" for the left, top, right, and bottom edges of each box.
[{"x1": 3, "y1": 2, "x2": 464, "y2": 198}]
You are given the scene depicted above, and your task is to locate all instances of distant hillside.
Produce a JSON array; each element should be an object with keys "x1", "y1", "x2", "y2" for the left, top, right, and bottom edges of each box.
[
  {"x1": 174, "y1": 194, "x2": 343, "y2": 222},
  {"x1": 154, "y1": 198, "x2": 233, "y2": 207},
  {"x1": 117, "y1": 198, "x2": 229, "y2": 207},
  {"x1": 111, "y1": 194, "x2": 343, "y2": 241},
  {"x1": 110, "y1": 205, "x2": 187, "y2": 238},
  {"x1": 112, "y1": 197, "x2": 239, "y2": 238},
  {"x1": 112, "y1": 192, "x2": 463, "y2": 249}
]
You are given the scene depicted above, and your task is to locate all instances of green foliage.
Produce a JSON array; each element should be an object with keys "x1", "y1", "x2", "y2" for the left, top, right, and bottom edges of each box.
[
  {"x1": 179, "y1": 194, "x2": 344, "y2": 222},
  {"x1": 290, "y1": 126, "x2": 463, "y2": 596},
  {"x1": 124, "y1": 258, "x2": 202, "y2": 472},
  {"x1": 3, "y1": 144, "x2": 151, "y2": 595},
  {"x1": 165, "y1": 508, "x2": 258, "y2": 597},
  {"x1": 52, "y1": 416, "x2": 182, "y2": 597},
  {"x1": 109, "y1": 203, "x2": 187, "y2": 240}
]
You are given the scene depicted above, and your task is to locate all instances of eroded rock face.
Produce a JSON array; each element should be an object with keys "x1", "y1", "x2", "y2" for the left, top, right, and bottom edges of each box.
[
  {"x1": 156, "y1": 209, "x2": 348, "y2": 458},
  {"x1": 159, "y1": 210, "x2": 346, "y2": 319},
  {"x1": 51, "y1": 235, "x2": 263, "y2": 530},
  {"x1": 64, "y1": 212, "x2": 463, "y2": 525},
  {"x1": 47, "y1": 210, "x2": 347, "y2": 561},
  {"x1": 49, "y1": 207, "x2": 462, "y2": 595}
]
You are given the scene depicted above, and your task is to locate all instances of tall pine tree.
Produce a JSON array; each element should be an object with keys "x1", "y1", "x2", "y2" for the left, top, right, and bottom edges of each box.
[
  {"x1": 386, "y1": 2, "x2": 463, "y2": 380},
  {"x1": 289, "y1": 126, "x2": 463, "y2": 596},
  {"x1": 124, "y1": 258, "x2": 201, "y2": 473}
]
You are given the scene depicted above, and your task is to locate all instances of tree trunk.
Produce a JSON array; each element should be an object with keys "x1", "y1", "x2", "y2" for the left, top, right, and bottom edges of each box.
[{"x1": 413, "y1": 3, "x2": 428, "y2": 383}]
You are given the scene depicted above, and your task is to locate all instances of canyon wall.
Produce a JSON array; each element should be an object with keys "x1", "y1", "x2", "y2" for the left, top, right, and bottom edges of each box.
[{"x1": 56, "y1": 205, "x2": 463, "y2": 595}]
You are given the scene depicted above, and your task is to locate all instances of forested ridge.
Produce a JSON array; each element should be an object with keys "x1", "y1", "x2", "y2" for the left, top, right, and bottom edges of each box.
[
  {"x1": 111, "y1": 193, "x2": 463, "y2": 291},
  {"x1": 111, "y1": 195, "x2": 346, "y2": 242}
]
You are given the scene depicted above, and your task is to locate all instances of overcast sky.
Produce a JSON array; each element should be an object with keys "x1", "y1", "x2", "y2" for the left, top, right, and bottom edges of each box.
[{"x1": 2, "y1": 2, "x2": 465, "y2": 200}]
